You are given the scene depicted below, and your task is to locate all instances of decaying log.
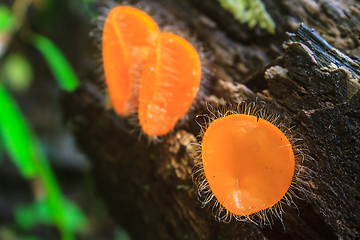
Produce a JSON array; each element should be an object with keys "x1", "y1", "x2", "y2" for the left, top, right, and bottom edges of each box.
[{"x1": 61, "y1": 0, "x2": 360, "y2": 239}]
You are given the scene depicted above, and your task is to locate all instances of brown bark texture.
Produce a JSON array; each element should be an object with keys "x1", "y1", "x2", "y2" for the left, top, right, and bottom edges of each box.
[{"x1": 61, "y1": 0, "x2": 360, "y2": 239}]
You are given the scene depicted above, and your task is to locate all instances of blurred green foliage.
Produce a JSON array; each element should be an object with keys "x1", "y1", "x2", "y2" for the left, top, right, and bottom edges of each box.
[
  {"x1": 0, "y1": 84, "x2": 38, "y2": 177},
  {"x1": 15, "y1": 197, "x2": 85, "y2": 233},
  {"x1": 114, "y1": 228, "x2": 132, "y2": 240},
  {"x1": 0, "y1": 5, "x2": 15, "y2": 33},
  {"x1": 0, "y1": 227, "x2": 41, "y2": 240},
  {"x1": 0, "y1": 83, "x2": 86, "y2": 240},
  {"x1": 0, "y1": 2, "x2": 85, "y2": 240},
  {"x1": 218, "y1": 0, "x2": 275, "y2": 34},
  {"x1": 31, "y1": 34, "x2": 79, "y2": 91},
  {"x1": 2, "y1": 53, "x2": 33, "y2": 92},
  {"x1": 82, "y1": 0, "x2": 97, "y2": 19}
]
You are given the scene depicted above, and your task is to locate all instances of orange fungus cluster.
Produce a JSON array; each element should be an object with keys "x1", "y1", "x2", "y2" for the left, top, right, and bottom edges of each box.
[
  {"x1": 102, "y1": 6, "x2": 201, "y2": 136},
  {"x1": 102, "y1": 5, "x2": 305, "y2": 225}
]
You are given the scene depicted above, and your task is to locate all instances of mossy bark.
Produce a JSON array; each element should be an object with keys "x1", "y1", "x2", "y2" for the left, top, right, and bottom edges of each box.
[{"x1": 61, "y1": 0, "x2": 360, "y2": 239}]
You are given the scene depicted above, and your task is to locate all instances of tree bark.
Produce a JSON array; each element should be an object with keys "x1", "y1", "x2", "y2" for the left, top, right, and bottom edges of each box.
[{"x1": 61, "y1": 0, "x2": 360, "y2": 239}]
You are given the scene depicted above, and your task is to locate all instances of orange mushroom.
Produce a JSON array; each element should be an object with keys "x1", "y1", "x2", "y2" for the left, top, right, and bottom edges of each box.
[
  {"x1": 138, "y1": 32, "x2": 201, "y2": 136},
  {"x1": 201, "y1": 114, "x2": 295, "y2": 217},
  {"x1": 102, "y1": 6, "x2": 160, "y2": 116},
  {"x1": 189, "y1": 102, "x2": 310, "y2": 224}
]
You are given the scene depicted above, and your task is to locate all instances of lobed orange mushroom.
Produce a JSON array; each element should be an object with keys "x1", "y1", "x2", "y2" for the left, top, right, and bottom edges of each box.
[
  {"x1": 102, "y1": 6, "x2": 160, "y2": 116},
  {"x1": 138, "y1": 32, "x2": 201, "y2": 136},
  {"x1": 102, "y1": 6, "x2": 201, "y2": 136}
]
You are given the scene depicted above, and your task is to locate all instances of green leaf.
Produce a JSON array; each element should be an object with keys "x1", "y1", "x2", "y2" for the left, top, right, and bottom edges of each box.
[
  {"x1": 0, "y1": 4, "x2": 15, "y2": 33},
  {"x1": 0, "y1": 84, "x2": 85, "y2": 240},
  {"x1": 0, "y1": 84, "x2": 38, "y2": 177},
  {"x1": 31, "y1": 34, "x2": 79, "y2": 91},
  {"x1": 2, "y1": 53, "x2": 33, "y2": 92},
  {"x1": 15, "y1": 197, "x2": 86, "y2": 233}
]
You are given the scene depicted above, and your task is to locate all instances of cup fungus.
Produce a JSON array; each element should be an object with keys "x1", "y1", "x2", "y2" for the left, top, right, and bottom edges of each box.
[
  {"x1": 102, "y1": 6, "x2": 160, "y2": 116},
  {"x1": 192, "y1": 102, "x2": 312, "y2": 224},
  {"x1": 138, "y1": 32, "x2": 201, "y2": 136},
  {"x1": 102, "y1": 6, "x2": 201, "y2": 137}
]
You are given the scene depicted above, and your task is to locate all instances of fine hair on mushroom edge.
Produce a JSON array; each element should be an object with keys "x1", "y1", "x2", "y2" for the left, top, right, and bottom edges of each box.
[{"x1": 189, "y1": 100, "x2": 317, "y2": 226}]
